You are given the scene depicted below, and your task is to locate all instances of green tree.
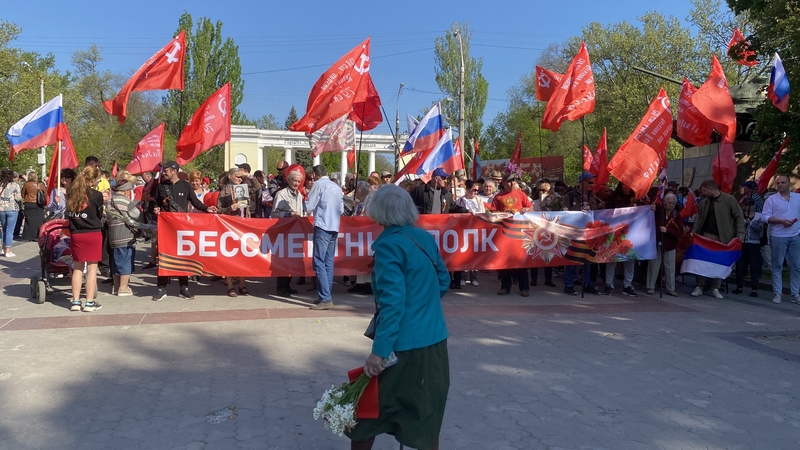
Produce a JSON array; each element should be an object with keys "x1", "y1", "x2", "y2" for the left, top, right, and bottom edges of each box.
[
  {"x1": 284, "y1": 106, "x2": 299, "y2": 130},
  {"x1": 433, "y1": 22, "x2": 489, "y2": 155},
  {"x1": 162, "y1": 12, "x2": 246, "y2": 176},
  {"x1": 254, "y1": 114, "x2": 281, "y2": 130}
]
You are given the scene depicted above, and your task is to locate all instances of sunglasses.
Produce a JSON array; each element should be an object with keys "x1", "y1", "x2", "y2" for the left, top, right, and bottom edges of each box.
[
  {"x1": 470, "y1": 189, "x2": 479, "y2": 192},
  {"x1": 539, "y1": 189, "x2": 548, "y2": 192}
]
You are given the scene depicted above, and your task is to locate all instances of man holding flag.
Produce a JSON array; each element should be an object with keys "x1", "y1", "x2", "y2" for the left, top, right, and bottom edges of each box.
[{"x1": 690, "y1": 180, "x2": 745, "y2": 299}]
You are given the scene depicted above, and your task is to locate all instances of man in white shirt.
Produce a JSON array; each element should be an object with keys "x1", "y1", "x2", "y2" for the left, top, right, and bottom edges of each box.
[
  {"x1": 305, "y1": 165, "x2": 344, "y2": 310},
  {"x1": 761, "y1": 175, "x2": 800, "y2": 304}
]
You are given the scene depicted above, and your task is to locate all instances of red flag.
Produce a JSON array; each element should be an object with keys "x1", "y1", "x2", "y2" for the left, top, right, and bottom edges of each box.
[
  {"x1": 756, "y1": 136, "x2": 789, "y2": 194},
  {"x1": 176, "y1": 83, "x2": 231, "y2": 165},
  {"x1": 104, "y1": 31, "x2": 186, "y2": 125},
  {"x1": 727, "y1": 28, "x2": 757, "y2": 67},
  {"x1": 290, "y1": 38, "x2": 381, "y2": 134},
  {"x1": 677, "y1": 78, "x2": 712, "y2": 147},
  {"x1": 535, "y1": 66, "x2": 564, "y2": 101},
  {"x1": 582, "y1": 145, "x2": 593, "y2": 171},
  {"x1": 541, "y1": 42, "x2": 595, "y2": 131},
  {"x1": 607, "y1": 88, "x2": 673, "y2": 198},
  {"x1": 712, "y1": 139, "x2": 737, "y2": 193},
  {"x1": 45, "y1": 124, "x2": 80, "y2": 197},
  {"x1": 510, "y1": 132, "x2": 522, "y2": 166},
  {"x1": 111, "y1": 161, "x2": 118, "y2": 178},
  {"x1": 692, "y1": 55, "x2": 737, "y2": 144},
  {"x1": 347, "y1": 149, "x2": 355, "y2": 169},
  {"x1": 441, "y1": 138, "x2": 465, "y2": 175},
  {"x1": 680, "y1": 191, "x2": 698, "y2": 220},
  {"x1": 471, "y1": 138, "x2": 480, "y2": 180},
  {"x1": 126, "y1": 123, "x2": 165, "y2": 175},
  {"x1": 589, "y1": 128, "x2": 608, "y2": 192}
]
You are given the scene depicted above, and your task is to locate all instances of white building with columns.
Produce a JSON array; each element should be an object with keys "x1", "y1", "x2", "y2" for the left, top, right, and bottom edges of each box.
[{"x1": 224, "y1": 125, "x2": 397, "y2": 184}]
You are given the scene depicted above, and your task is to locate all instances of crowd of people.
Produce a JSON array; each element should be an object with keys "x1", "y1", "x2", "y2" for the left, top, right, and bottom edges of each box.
[{"x1": 2, "y1": 158, "x2": 800, "y2": 312}]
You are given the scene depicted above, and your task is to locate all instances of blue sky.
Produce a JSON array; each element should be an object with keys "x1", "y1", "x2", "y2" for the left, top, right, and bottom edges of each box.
[{"x1": 6, "y1": 0, "x2": 704, "y2": 135}]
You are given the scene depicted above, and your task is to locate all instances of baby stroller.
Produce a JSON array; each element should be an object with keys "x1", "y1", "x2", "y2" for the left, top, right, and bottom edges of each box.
[{"x1": 30, "y1": 216, "x2": 71, "y2": 304}]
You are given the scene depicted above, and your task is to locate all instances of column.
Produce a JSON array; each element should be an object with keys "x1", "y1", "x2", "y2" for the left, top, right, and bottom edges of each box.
[
  {"x1": 284, "y1": 147, "x2": 293, "y2": 164},
  {"x1": 313, "y1": 155, "x2": 321, "y2": 166},
  {"x1": 368, "y1": 149, "x2": 375, "y2": 175}
]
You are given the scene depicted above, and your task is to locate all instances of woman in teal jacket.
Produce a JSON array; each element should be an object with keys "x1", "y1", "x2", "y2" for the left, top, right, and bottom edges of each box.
[{"x1": 347, "y1": 184, "x2": 451, "y2": 450}]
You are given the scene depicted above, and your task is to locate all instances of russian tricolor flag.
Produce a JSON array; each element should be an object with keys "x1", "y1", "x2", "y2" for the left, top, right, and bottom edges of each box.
[
  {"x1": 402, "y1": 102, "x2": 446, "y2": 155},
  {"x1": 6, "y1": 94, "x2": 63, "y2": 161},
  {"x1": 416, "y1": 128, "x2": 462, "y2": 181},
  {"x1": 768, "y1": 53, "x2": 790, "y2": 113},
  {"x1": 680, "y1": 234, "x2": 742, "y2": 279}
]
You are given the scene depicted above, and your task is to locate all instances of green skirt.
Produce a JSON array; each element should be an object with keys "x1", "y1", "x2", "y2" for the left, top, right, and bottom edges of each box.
[{"x1": 346, "y1": 339, "x2": 450, "y2": 450}]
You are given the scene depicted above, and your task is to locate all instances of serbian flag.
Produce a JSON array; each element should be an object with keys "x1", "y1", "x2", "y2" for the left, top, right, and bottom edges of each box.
[
  {"x1": 290, "y1": 38, "x2": 382, "y2": 134},
  {"x1": 126, "y1": 123, "x2": 165, "y2": 174},
  {"x1": 712, "y1": 139, "x2": 737, "y2": 193},
  {"x1": 727, "y1": 28, "x2": 757, "y2": 67},
  {"x1": 45, "y1": 123, "x2": 80, "y2": 197},
  {"x1": 768, "y1": 53, "x2": 790, "y2": 113},
  {"x1": 541, "y1": 42, "x2": 595, "y2": 131},
  {"x1": 309, "y1": 115, "x2": 355, "y2": 157},
  {"x1": 472, "y1": 138, "x2": 481, "y2": 180},
  {"x1": 679, "y1": 191, "x2": 698, "y2": 220},
  {"x1": 104, "y1": 31, "x2": 185, "y2": 125},
  {"x1": 607, "y1": 88, "x2": 673, "y2": 198},
  {"x1": 510, "y1": 132, "x2": 522, "y2": 166},
  {"x1": 417, "y1": 128, "x2": 457, "y2": 182},
  {"x1": 176, "y1": 83, "x2": 231, "y2": 165},
  {"x1": 692, "y1": 55, "x2": 736, "y2": 144},
  {"x1": 535, "y1": 66, "x2": 563, "y2": 101},
  {"x1": 681, "y1": 234, "x2": 742, "y2": 279},
  {"x1": 677, "y1": 78, "x2": 712, "y2": 147},
  {"x1": 6, "y1": 94, "x2": 63, "y2": 161},
  {"x1": 589, "y1": 128, "x2": 608, "y2": 192},
  {"x1": 756, "y1": 136, "x2": 790, "y2": 194},
  {"x1": 582, "y1": 145, "x2": 593, "y2": 171},
  {"x1": 402, "y1": 103, "x2": 446, "y2": 155}
]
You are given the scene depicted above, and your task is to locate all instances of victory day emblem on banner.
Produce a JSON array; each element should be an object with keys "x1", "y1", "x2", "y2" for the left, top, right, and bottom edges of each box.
[{"x1": 522, "y1": 215, "x2": 570, "y2": 264}]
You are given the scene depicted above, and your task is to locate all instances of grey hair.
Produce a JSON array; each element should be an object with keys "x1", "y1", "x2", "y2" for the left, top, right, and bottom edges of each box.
[
  {"x1": 287, "y1": 170, "x2": 303, "y2": 182},
  {"x1": 664, "y1": 193, "x2": 678, "y2": 203},
  {"x1": 355, "y1": 181, "x2": 369, "y2": 201},
  {"x1": 367, "y1": 184, "x2": 419, "y2": 227}
]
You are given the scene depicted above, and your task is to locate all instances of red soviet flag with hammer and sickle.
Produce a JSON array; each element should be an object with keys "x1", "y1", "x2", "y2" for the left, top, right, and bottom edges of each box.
[
  {"x1": 541, "y1": 42, "x2": 595, "y2": 131},
  {"x1": 176, "y1": 83, "x2": 231, "y2": 165},
  {"x1": 535, "y1": 66, "x2": 564, "y2": 101},
  {"x1": 104, "y1": 31, "x2": 186, "y2": 125}
]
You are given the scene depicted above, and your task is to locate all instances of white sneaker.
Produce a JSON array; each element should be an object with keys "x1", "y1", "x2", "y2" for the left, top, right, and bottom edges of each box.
[
  {"x1": 773, "y1": 294, "x2": 782, "y2": 304},
  {"x1": 691, "y1": 287, "x2": 703, "y2": 297},
  {"x1": 471, "y1": 280, "x2": 479, "y2": 287},
  {"x1": 460, "y1": 279, "x2": 466, "y2": 287},
  {"x1": 792, "y1": 295, "x2": 800, "y2": 304},
  {"x1": 712, "y1": 289, "x2": 723, "y2": 299}
]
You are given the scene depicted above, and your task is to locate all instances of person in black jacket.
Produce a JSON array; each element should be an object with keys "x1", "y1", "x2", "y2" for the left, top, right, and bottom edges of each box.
[{"x1": 152, "y1": 161, "x2": 217, "y2": 301}]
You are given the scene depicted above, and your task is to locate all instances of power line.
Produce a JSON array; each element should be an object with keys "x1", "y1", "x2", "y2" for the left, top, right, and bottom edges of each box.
[{"x1": 241, "y1": 47, "x2": 434, "y2": 76}]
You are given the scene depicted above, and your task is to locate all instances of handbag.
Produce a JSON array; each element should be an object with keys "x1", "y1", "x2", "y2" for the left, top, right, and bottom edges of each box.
[
  {"x1": 36, "y1": 188, "x2": 46, "y2": 208},
  {"x1": 364, "y1": 230, "x2": 440, "y2": 340}
]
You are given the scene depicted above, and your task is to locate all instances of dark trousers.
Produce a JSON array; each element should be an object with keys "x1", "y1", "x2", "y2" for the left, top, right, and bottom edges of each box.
[
  {"x1": 736, "y1": 243, "x2": 763, "y2": 290},
  {"x1": 450, "y1": 271, "x2": 461, "y2": 287},
  {"x1": 157, "y1": 276, "x2": 188, "y2": 288},
  {"x1": 276, "y1": 276, "x2": 293, "y2": 291},
  {"x1": 530, "y1": 267, "x2": 552, "y2": 285},
  {"x1": 500, "y1": 268, "x2": 529, "y2": 292}
]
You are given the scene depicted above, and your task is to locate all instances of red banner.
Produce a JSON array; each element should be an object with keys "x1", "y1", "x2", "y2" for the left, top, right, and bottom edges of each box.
[{"x1": 157, "y1": 206, "x2": 656, "y2": 277}]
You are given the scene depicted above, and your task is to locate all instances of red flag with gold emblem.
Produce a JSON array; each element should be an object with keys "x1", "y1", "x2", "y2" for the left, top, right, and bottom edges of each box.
[
  {"x1": 535, "y1": 66, "x2": 564, "y2": 101},
  {"x1": 607, "y1": 88, "x2": 673, "y2": 198},
  {"x1": 176, "y1": 83, "x2": 231, "y2": 165},
  {"x1": 541, "y1": 42, "x2": 595, "y2": 131}
]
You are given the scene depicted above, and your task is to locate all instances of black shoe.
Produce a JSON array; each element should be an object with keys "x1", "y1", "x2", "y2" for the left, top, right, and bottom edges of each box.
[
  {"x1": 450, "y1": 283, "x2": 462, "y2": 290},
  {"x1": 152, "y1": 287, "x2": 167, "y2": 302},
  {"x1": 602, "y1": 286, "x2": 613, "y2": 296},
  {"x1": 287, "y1": 288, "x2": 298, "y2": 294},
  {"x1": 732, "y1": 288, "x2": 743, "y2": 294},
  {"x1": 584, "y1": 285, "x2": 600, "y2": 295},
  {"x1": 101, "y1": 278, "x2": 113, "y2": 284},
  {"x1": 142, "y1": 262, "x2": 157, "y2": 270},
  {"x1": 623, "y1": 286, "x2": 638, "y2": 297},
  {"x1": 564, "y1": 286, "x2": 577, "y2": 295},
  {"x1": 276, "y1": 290, "x2": 292, "y2": 297},
  {"x1": 179, "y1": 287, "x2": 195, "y2": 300},
  {"x1": 297, "y1": 276, "x2": 306, "y2": 285},
  {"x1": 750, "y1": 290, "x2": 758, "y2": 298},
  {"x1": 544, "y1": 281, "x2": 557, "y2": 287},
  {"x1": 348, "y1": 283, "x2": 372, "y2": 295}
]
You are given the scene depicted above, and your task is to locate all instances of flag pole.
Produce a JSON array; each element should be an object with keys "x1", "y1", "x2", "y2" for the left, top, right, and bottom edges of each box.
[
  {"x1": 56, "y1": 140, "x2": 62, "y2": 198},
  {"x1": 380, "y1": 105, "x2": 401, "y2": 176},
  {"x1": 537, "y1": 102, "x2": 544, "y2": 181}
]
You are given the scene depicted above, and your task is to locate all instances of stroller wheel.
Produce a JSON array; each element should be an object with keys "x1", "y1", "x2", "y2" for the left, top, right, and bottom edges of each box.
[
  {"x1": 30, "y1": 277, "x2": 38, "y2": 299},
  {"x1": 36, "y1": 281, "x2": 47, "y2": 304}
]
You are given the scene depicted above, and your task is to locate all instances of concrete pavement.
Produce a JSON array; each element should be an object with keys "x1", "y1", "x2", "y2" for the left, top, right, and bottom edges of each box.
[{"x1": 2, "y1": 240, "x2": 800, "y2": 449}]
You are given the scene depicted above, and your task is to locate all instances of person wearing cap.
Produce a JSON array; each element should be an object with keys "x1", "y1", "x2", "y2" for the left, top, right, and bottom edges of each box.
[
  {"x1": 741, "y1": 180, "x2": 764, "y2": 213},
  {"x1": 563, "y1": 172, "x2": 602, "y2": 295},
  {"x1": 236, "y1": 163, "x2": 262, "y2": 217},
  {"x1": 106, "y1": 172, "x2": 140, "y2": 297},
  {"x1": 380, "y1": 171, "x2": 393, "y2": 185},
  {"x1": 152, "y1": 161, "x2": 217, "y2": 302},
  {"x1": 491, "y1": 172, "x2": 533, "y2": 297}
]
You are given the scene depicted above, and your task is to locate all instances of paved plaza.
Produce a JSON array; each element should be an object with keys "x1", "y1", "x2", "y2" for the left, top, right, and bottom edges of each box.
[{"x1": 2, "y1": 241, "x2": 800, "y2": 449}]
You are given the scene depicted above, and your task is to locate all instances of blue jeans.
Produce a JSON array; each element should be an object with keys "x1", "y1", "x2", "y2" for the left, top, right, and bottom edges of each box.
[
  {"x1": 770, "y1": 234, "x2": 800, "y2": 295},
  {"x1": 0, "y1": 211, "x2": 19, "y2": 248},
  {"x1": 312, "y1": 227, "x2": 338, "y2": 302},
  {"x1": 564, "y1": 263, "x2": 591, "y2": 287}
]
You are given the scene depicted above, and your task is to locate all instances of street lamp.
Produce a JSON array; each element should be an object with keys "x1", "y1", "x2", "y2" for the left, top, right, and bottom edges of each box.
[
  {"x1": 394, "y1": 82, "x2": 404, "y2": 174},
  {"x1": 453, "y1": 29, "x2": 466, "y2": 174},
  {"x1": 20, "y1": 61, "x2": 46, "y2": 179}
]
